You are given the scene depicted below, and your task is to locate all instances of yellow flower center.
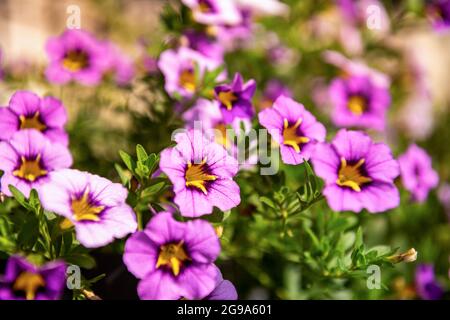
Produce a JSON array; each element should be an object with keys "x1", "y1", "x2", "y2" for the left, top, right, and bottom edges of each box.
[
  {"x1": 19, "y1": 112, "x2": 46, "y2": 131},
  {"x1": 185, "y1": 158, "x2": 217, "y2": 195},
  {"x1": 282, "y1": 118, "x2": 310, "y2": 153},
  {"x1": 336, "y1": 157, "x2": 372, "y2": 192},
  {"x1": 71, "y1": 189, "x2": 104, "y2": 222},
  {"x1": 198, "y1": 0, "x2": 213, "y2": 13},
  {"x1": 63, "y1": 50, "x2": 89, "y2": 72},
  {"x1": 13, "y1": 155, "x2": 48, "y2": 182},
  {"x1": 179, "y1": 69, "x2": 196, "y2": 93},
  {"x1": 214, "y1": 123, "x2": 231, "y2": 148},
  {"x1": 218, "y1": 91, "x2": 238, "y2": 111},
  {"x1": 156, "y1": 241, "x2": 190, "y2": 276},
  {"x1": 13, "y1": 272, "x2": 46, "y2": 300},
  {"x1": 347, "y1": 95, "x2": 366, "y2": 116}
]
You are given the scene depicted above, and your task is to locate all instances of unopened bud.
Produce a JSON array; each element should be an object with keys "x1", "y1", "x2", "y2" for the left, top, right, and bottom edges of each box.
[
  {"x1": 388, "y1": 248, "x2": 417, "y2": 263},
  {"x1": 215, "y1": 226, "x2": 224, "y2": 238}
]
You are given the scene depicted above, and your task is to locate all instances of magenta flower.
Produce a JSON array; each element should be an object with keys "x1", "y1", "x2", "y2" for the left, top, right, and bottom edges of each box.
[
  {"x1": 329, "y1": 74, "x2": 391, "y2": 131},
  {"x1": 260, "y1": 79, "x2": 292, "y2": 109},
  {"x1": 398, "y1": 144, "x2": 439, "y2": 203},
  {"x1": 123, "y1": 211, "x2": 221, "y2": 300},
  {"x1": 0, "y1": 256, "x2": 65, "y2": 300},
  {"x1": 258, "y1": 96, "x2": 326, "y2": 165},
  {"x1": 0, "y1": 130, "x2": 72, "y2": 198},
  {"x1": 159, "y1": 129, "x2": 240, "y2": 217},
  {"x1": 311, "y1": 129, "x2": 400, "y2": 213},
  {"x1": 214, "y1": 73, "x2": 256, "y2": 124},
  {"x1": 181, "y1": 0, "x2": 242, "y2": 26},
  {"x1": 427, "y1": 0, "x2": 450, "y2": 32},
  {"x1": 183, "y1": 29, "x2": 224, "y2": 62},
  {"x1": 415, "y1": 264, "x2": 444, "y2": 300},
  {"x1": 206, "y1": 272, "x2": 238, "y2": 300},
  {"x1": 0, "y1": 90, "x2": 68, "y2": 146},
  {"x1": 103, "y1": 41, "x2": 135, "y2": 86},
  {"x1": 158, "y1": 47, "x2": 223, "y2": 99},
  {"x1": 38, "y1": 169, "x2": 137, "y2": 248},
  {"x1": 45, "y1": 29, "x2": 108, "y2": 86}
]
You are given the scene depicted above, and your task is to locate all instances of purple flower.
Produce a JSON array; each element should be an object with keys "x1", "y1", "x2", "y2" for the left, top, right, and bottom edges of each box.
[
  {"x1": 259, "y1": 79, "x2": 292, "y2": 109},
  {"x1": 123, "y1": 211, "x2": 221, "y2": 300},
  {"x1": 159, "y1": 129, "x2": 240, "y2": 217},
  {"x1": 427, "y1": 0, "x2": 450, "y2": 32},
  {"x1": 415, "y1": 264, "x2": 444, "y2": 300},
  {"x1": 0, "y1": 256, "x2": 65, "y2": 300},
  {"x1": 437, "y1": 183, "x2": 450, "y2": 221},
  {"x1": 103, "y1": 41, "x2": 135, "y2": 86},
  {"x1": 234, "y1": 0, "x2": 289, "y2": 17},
  {"x1": 183, "y1": 29, "x2": 224, "y2": 62},
  {"x1": 38, "y1": 169, "x2": 137, "y2": 248},
  {"x1": 258, "y1": 96, "x2": 326, "y2": 165},
  {"x1": 329, "y1": 74, "x2": 391, "y2": 131},
  {"x1": 181, "y1": 0, "x2": 242, "y2": 26},
  {"x1": 206, "y1": 272, "x2": 238, "y2": 300},
  {"x1": 214, "y1": 73, "x2": 256, "y2": 124},
  {"x1": 45, "y1": 29, "x2": 108, "y2": 86},
  {"x1": 311, "y1": 129, "x2": 400, "y2": 213},
  {"x1": 0, "y1": 130, "x2": 72, "y2": 198},
  {"x1": 158, "y1": 47, "x2": 223, "y2": 99},
  {"x1": 0, "y1": 90, "x2": 68, "y2": 146},
  {"x1": 398, "y1": 144, "x2": 439, "y2": 203},
  {"x1": 214, "y1": 11, "x2": 253, "y2": 51}
]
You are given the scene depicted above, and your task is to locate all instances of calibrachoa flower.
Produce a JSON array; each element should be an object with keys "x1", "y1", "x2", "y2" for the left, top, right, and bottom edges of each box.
[
  {"x1": 103, "y1": 41, "x2": 135, "y2": 86},
  {"x1": 159, "y1": 129, "x2": 240, "y2": 217},
  {"x1": 38, "y1": 169, "x2": 137, "y2": 248},
  {"x1": 0, "y1": 130, "x2": 72, "y2": 197},
  {"x1": 328, "y1": 74, "x2": 391, "y2": 131},
  {"x1": 123, "y1": 211, "x2": 221, "y2": 300},
  {"x1": 181, "y1": 0, "x2": 242, "y2": 26},
  {"x1": 427, "y1": 0, "x2": 450, "y2": 31},
  {"x1": 214, "y1": 73, "x2": 256, "y2": 124},
  {"x1": 45, "y1": 29, "x2": 108, "y2": 86},
  {"x1": 158, "y1": 47, "x2": 223, "y2": 99},
  {"x1": 234, "y1": 0, "x2": 289, "y2": 17},
  {"x1": 183, "y1": 29, "x2": 224, "y2": 62},
  {"x1": 415, "y1": 264, "x2": 444, "y2": 300},
  {"x1": 206, "y1": 272, "x2": 238, "y2": 300},
  {"x1": 0, "y1": 90, "x2": 69, "y2": 146},
  {"x1": 311, "y1": 129, "x2": 400, "y2": 213},
  {"x1": 258, "y1": 96, "x2": 326, "y2": 165},
  {"x1": 259, "y1": 79, "x2": 292, "y2": 110},
  {"x1": 0, "y1": 256, "x2": 65, "y2": 300},
  {"x1": 398, "y1": 144, "x2": 439, "y2": 203}
]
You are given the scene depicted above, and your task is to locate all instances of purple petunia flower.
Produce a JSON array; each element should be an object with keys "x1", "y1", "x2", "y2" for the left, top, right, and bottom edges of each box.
[
  {"x1": 181, "y1": 0, "x2": 242, "y2": 26},
  {"x1": 123, "y1": 211, "x2": 221, "y2": 300},
  {"x1": 103, "y1": 41, "x2": 135, "y2": 86},
  {"x1": 158, "y1": 47, "x2": 223, "y2": 99},
  {"x1": 398, "y1": 144, "x2": 439, "y2": 203},
  {"x1": 0, "y1": 130, "x2": 72, "y2": 198},
  {"x1": 159, "y1": 129, "x2": 240, "y2": 217},
  {"x1": 415, "y1": 264, "x2": 444, "y2": 300},
  {"x1": 0, "y1": 256, "x2": 65, "y2": 300},
  {"x1": 38, "y1": 169, "x2": 137, "y2": 248},
  {"x1": 45, "y1": 29, "x2": 108, "y2": 86},
  {"x1": 214, "y1": 73, "x2": 256, "y2": 124},
  {"x1": 427, "y1": 0, "x2": 450, "y2": 32},
  {"x1": 329, "y1": 74, "x2": 391, "y2": 131},
  {"x1": 0, "y1": 90, "x2": 69, "y2": 146},
  {"x1": 311, "y1": 129, "x2": 400, "y2": 213},
  {"x1": 182, "y1": 29, "x2": 224, "y2": 62},
  {"x1": 259, "y1": 79, "x2": 292, "y2": 110},
  {"x1": 258, "y1": 95, "x2": 326, "y2": 165}
]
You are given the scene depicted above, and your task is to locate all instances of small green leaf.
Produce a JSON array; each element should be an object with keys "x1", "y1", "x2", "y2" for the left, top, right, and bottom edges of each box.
[
  {"x1": 8, "y1": 185, "x2": 30, "y2": 209},
  {"x1": 119, "y1": 150, "x2": 137, "y2": 173}
]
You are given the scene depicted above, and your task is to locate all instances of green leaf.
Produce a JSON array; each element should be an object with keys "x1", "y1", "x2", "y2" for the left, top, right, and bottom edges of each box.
[
  {"x1": 8, "y1": 185, "x2": 30, "y2": 209},
  {"x1": 119, "y1": 150, "x2": 137, "y2": 173},
  {"x1": 136, "y1": 144, "x2": 148, "y2": 162},
  {"x1": 17, "y1": 214, "x2": 39, "y2": 249},
  {"x1": 63, "y1": 253, "x2": 96, "y2": 269}
]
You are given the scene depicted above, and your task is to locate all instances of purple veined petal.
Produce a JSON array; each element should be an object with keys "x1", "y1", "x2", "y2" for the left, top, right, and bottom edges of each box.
[
  {"x1": 38, "y1": 178, "x2": 73, "y2": 218},
  {"x1": 207, "y1": 280, "x2": 238, "y2": 300},
  {"x1": 45, "y1": 169, "x2": 89, "y2": 196},
  {"x1": 322, "y1": 184, "x2": 364, "y2": 213},
  {"x1": 176, "y1": 264, "x2": 220, "y2": 300},
  {"x1": 174, "y1": 188, "x2": 214, "y2": 217},
  {"x1": 272, "y1": 95, "x2": 306, "y2": 123},
  {"x1": 41, "y1": 140, "x2": 73, "y2": 170},
  {"x1": 137, "y1": 269, "x2": 182, "y2": 300},
  {"x1": 39, "y1": 96, "x2": 68, "y2": 128},
  {"x1": 45, "y1": 63, "x2": 72, "y2": 85},
  {"x1": 123, "y1": 231, "x2": 160, "y2": 279},
  {"x1": 331, "y1": 129, "x2": 372, "y2": 161},
  {"x1": 355, "y1": 182, "x2": 400, "y2": 213},
  {"x1": 8, "y1": 130, "x2": 47, "y2": 158},
  {"x1": 43, "y1": 128, "x2": 69, "y2": 146},
  {"x1": 183, "y1": 217, "x2": 221, "y2": 264},
  {"x1": 159, "y1": 148, "x2": 187, "y2": 192},
  {"x1": 142, "y1": 211, "x2": 186, "y2": 246},
  {"x1": 38, "y1": 261, "x2": 66, "y2": 300},
  {"x1": 279, "y1": 144, "x2": 306, "y2": 165},
  {"x1": 100, "y1": 205, "x2": 137, "y2": 242},
  {"x1": 207, "y1": 180, "x2": 241, "y2": 213},
  {"x1": 0, "y1": 108, "x2": 19, "y2": 141},
  {"x1": 311, "y1": 143, "x2": 340, "y2": 184},
  {"x1": 258, "y1": 107, "x2": 284, "y2": 143},
  {"x1": 74, "y1": 221, "x2": 116, "y2": 248},
  {"x1": 87, "y1": 173, "x2": 128, "y2": 206},
  {"x1": 365, "y1": 143, "x2": 400, "y2": 183},
  {"x1": 8, "y1": 90, "x2": 41, "y2": 116},
  {"x1": 205, "y1": 143, "x2": 239, "y2": 178},
  {"x1": 0, "y1": 141, "x2": 19, "y2": 171}
]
